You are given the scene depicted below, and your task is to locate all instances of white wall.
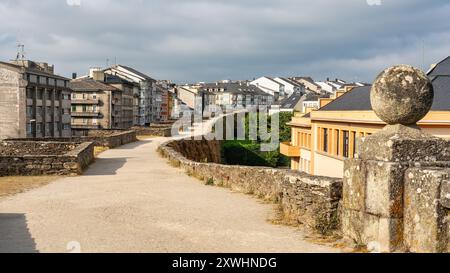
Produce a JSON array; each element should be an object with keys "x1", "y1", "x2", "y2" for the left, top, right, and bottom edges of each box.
[{"x1": 251, "y1": 77, "x2": 281, "y2": 97}]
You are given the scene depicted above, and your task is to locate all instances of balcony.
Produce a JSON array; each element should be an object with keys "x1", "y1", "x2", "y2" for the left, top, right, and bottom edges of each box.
[
  {"x1": 71, "y1": 111, "x2": 100, "y2": 117},
  {"x1": 280, "y1": 142, "x2": 301, "y2": 158},
  {"x1": 71, "y1": 99, "x2": 99, "y2": 105},
  {"x1": 71, "y1": 124, "x2": 100, "y2": 130}
]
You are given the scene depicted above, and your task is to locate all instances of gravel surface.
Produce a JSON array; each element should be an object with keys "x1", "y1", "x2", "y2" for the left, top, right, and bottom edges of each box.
[{"x1": 0, "y1": 120, "x2": 339, "y2": 253}]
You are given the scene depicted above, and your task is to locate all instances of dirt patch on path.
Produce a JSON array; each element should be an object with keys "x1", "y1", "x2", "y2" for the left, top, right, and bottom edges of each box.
[{"x1": 0, "y1": 176, "x2": 60, "y2": 199}]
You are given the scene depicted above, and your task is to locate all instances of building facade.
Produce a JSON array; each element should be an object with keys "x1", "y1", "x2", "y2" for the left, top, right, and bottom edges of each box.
[
  {"x1": 201, "y1": 82, "x2": 273, "y2": 111},
  {"x1": 103, "y1": 65, "x2": 156, "y2": 126},
  {"x1": 69, "y1": 77, "x2": 123, "y2": 135},
  {"x1": 0, "y1": 60, "x2": 71, "y2": 140},
  {"x1": 273, "y1": 77, "x2": 305, "y2": 98},
  {"x1": 281, "y1": 60, "x2": 450, "y2": 178},
  {"x1": 250, "y1": 77, "x2": 283, "y2": 101}
]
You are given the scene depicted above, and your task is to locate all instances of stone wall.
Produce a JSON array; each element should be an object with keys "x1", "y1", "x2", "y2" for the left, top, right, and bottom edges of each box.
[
  {"x1": 132, "y1": 125, "x2": 173, "y2": 137},
  {"x1": 0, "y1": 141, "x2": 95, "y2": 176},
  {"x1": 158, "y1": 139, "x2": 342, "y2": 234},
  {"x1": 167, "y1": 138, "x2": 222, "y2": 163},
  {"x1": 7, "y1": 130, "x2": 137, "y2": 149}
]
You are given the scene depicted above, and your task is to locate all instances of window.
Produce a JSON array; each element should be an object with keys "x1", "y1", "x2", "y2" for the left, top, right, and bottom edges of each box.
[
  {"x1": 26, "y1": 106, "x2": 34, "y2": 117},
  {"x1": 71, "y1": 106, "x2": 77, "y2": 112},
  {"x1": 26, "y1": 123, "x2": 32, "y2": 134},
  {"x1": 26, "y1": 89, "x2": 34, "y2": 99},
  {"x1": 37, "y1": 106, "x2": 43, "y2": 115},
  {"x1": 37, "y1": 90, "x2": 43, "y2": 100},
  {"x1": 36, "y1": 123, "x2": 43, "y2": 133},
  {"x1": 335, "y1": 129, "x2": 340, "y2": 156},
  {"x1": 343, "y1": 131, "x2": 349, "y2": 158},
  {"x1": 323, "y1": 128, "x2": 328, "y2": 153},
  {"x1": 63, "y1": 124, "x2": 70, "y2": 130}
]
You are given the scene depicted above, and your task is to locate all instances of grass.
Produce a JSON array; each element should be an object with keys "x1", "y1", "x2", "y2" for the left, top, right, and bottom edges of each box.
[
  {"x1": 137, "y1": 135, "x2": 157, "y2": 141},
  {"x1": 94, "y1": 146, "x2": 109, "y2": 157},
  {"x1": 0, "y1": 176, "x2": 60, "y2": 199}
]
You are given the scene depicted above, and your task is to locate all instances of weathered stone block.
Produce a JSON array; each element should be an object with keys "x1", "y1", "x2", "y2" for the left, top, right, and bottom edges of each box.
[
  {"x1": 341, "y1": 208, "x2": 364, "y2": 245},
  {"x1": 441, "y1": 179, "x2": 450, "y2": 209},
  {"x1": 363, "y1": 213, "x2": 403, "y2": 253},
  {"x1": 365, "y1": 161, "x2": 406, "y2": 218},
  {"x1": 404, "y1": 168, "x2": 449, "y2": 253},
  {"x1": 343, "y1": 159, "x2": 366, "y2": 211},
  {"x1": 357, "y1": 125, "x2": 450, "y2": 162}
]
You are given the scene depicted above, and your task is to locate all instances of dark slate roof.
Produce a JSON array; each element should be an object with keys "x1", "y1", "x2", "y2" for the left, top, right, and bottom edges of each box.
[
  {"x1": 319, "y1": 79, "x2": 450, "y2": 112},
  {"x1": 280, "y1": 93, "x2": 303, "y2": 109},
  {"x1": 430, "y1": 76, "x2": 450, "y2": 110},
  {"x1": 0, "y1": 61, "x2": 70, "y2": 81},
  {"x1": 116, "y1": 65, "x2": 155, "y2": 81},
  {"x1": 278, "y1": 77, "x2": 303, "y2": 87},
  {"x1": 69, "y1": 78, "x2": 119, "y2": 91},
  {"x1": 105, "y1": 74, "x2": 134, "y2": 85},
  {"x1": 319, "y1": 86, "x2": 372, "y2": 111},
  {"x1": 201, "y1": 82, "x2": 269, "y2": 96},
  {"x1": 428, "y1": 56, "x2": 450, "y2": 77}
]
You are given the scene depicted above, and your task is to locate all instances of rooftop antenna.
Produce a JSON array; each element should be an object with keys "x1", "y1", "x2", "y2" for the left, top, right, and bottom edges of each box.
[
  {"x1": 16, "y1": 42, "x2": 26, "y2": 61},
  {"x1": 422, "y1": 40, "x2": 426, "y2": 71}
]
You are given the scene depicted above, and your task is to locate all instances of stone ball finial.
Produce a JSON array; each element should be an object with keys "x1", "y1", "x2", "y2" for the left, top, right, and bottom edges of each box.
[{"x1": 371, "y1": 65, "x2": 434, "y2": 125}]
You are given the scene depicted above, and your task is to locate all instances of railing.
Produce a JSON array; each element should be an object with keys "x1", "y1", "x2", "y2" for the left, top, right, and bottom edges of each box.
[
  {"x1": 280, "y1": 142, "x2": 301, "y2": 157},
  {"x1": 71, "y1": 99, "x2": 99, "y2": 105},
  {"x1": 71, "y1": 112, "x2": 100, "y2": 117}
]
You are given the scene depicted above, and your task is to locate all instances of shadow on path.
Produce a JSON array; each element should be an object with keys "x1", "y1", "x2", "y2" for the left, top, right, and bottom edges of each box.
[
  {"x1": 84, "y1": 157, "x2": 134, "y2": 176},
  {"x1": 0, "y1": 214, "x2": 38, "y2": 253}
]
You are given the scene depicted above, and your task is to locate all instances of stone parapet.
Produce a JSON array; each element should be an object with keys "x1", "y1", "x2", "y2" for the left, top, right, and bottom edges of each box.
[{"x1": 0, "y1": 141, "x2": 94, "y2": 176}]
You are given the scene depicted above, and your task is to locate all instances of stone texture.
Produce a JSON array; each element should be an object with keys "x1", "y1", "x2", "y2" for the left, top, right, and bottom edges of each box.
[
  {"x1": 357, "y1": 124, "x2": 450, "y2": 162},
  {"x1": 365, "y1": 161, "x2": 406, "y2": 218},
  {"x1": 343, "y1": 159, "x2": 366, "y2": 211},
  {"x1": 404, "y1": 168, "x2": 449, "y2": 253},
  {"x1": 441, "y1": 179, "x2": 450, "y2": 209},
  {"x1": 7, "y1": 130, "x2": 137, "y2": 149},
  {"x1": 132, "y1": 125, "x2": 173, "y2": 137},
  {"x1": 370, "y1": 65, "x2": 434, "y2": 125},
  {"x1": 341, "y1": 208, "x2": 364, "y2": 245},
  {"x1": 0, "y1": 141, "x2": 94, "y2": 176},
  {"x1": 362, "y1": 213, "x2": 403, "y2": 253}
]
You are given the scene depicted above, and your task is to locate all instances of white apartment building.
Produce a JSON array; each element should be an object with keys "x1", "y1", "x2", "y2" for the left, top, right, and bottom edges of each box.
[
  {"x1": 273, "y1": 77, "x2": 305, "y2": 98},
  {"x1": 250, "y1": 77, "x2": 283, "y2": 101},
  {"x1": 103, "y1": 65, "x2": 156, "y2": 126}
]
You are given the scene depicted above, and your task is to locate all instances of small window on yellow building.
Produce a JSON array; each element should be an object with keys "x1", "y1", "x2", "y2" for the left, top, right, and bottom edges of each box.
[{"x1": 323, "y1": 128, "x2": 328, "y2": 153}]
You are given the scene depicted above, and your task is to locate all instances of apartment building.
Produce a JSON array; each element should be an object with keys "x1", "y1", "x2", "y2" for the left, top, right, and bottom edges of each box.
[
  {"x1": 273, "y1": 77, "x2": 305, "y2": 98},
  {"x1": 281, "y1": 57, "x2": 450, "y2": 178},
  {"x1": 290, "y1": 77, "x2": 322, "y2": 93},
  {"x1": 103, "y1": 74, "x2": 135, "y2": 129},
  {"x1": 0, "y1": 60, "x2": 71, "y2": 140},
  {"x1": 69, "y1": 78, "x2": 123, "y2": 135},
  {"x1": 154, "y1": 81, "x2": 174, "y2": 122},
  {"x1": 201, "y1": 82, "x2": 274, "y2": 110},
  {"x1": 250, "y1": 77, "x2": 283, "y2": 101},
  {"x1": 103, "y1": 65, "x2": 156, "y2": 126}
]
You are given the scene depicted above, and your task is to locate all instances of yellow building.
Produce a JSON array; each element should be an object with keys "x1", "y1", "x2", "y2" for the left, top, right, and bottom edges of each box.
[{"x1": 281, "y1": 58, "x2": 450, "y2": 178}]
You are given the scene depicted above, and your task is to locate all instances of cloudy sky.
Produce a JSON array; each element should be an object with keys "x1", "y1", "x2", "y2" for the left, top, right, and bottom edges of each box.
[{"x1": 0, "y1": 0, "x2": 449, "y2": 83}]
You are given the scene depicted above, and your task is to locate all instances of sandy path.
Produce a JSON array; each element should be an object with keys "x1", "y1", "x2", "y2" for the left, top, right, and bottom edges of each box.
[{"x1": 0, "y1": 121, "x2": 339, "y2": 253}]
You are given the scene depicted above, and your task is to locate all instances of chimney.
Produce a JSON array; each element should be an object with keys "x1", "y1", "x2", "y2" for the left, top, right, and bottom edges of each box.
[
  {"x1": 89, "y1": 68, "x2": 105, "y2": 82},
  {"x1": 72, "y1": 73, "x2": 77, "y2": 80}
]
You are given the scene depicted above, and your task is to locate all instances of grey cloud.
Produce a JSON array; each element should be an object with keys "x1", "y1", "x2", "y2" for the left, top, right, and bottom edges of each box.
[{"x1": 0, "y1": 0, "x2": 449, "y2": 83}]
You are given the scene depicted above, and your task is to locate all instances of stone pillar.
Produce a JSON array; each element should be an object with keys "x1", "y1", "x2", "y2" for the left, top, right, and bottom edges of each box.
[{"x1": 342, "y1": 65, "x2": 450, "y2": 252}]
